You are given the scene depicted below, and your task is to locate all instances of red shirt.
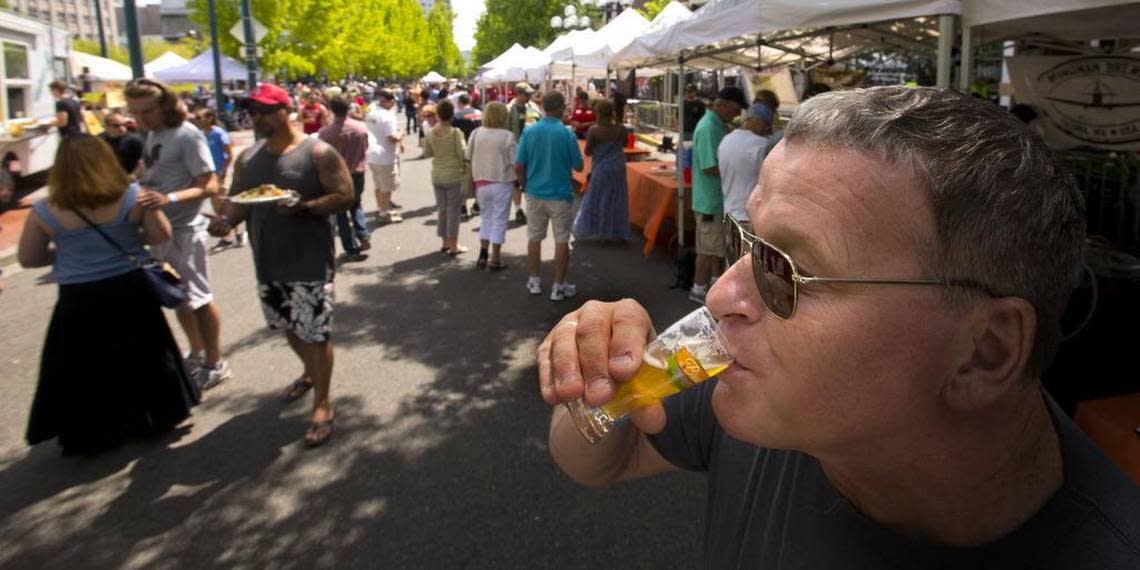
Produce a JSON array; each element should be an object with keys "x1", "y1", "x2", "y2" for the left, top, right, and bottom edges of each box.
[
  {"x1": 318, "y1": 117, "x2": 370, "y2": 174},
  {"x1": 300, "y1": 102, "x2": 326, "y2": 135},
  {"x1": 571, "y1": 103, "x2": 596, "y2": 137}
]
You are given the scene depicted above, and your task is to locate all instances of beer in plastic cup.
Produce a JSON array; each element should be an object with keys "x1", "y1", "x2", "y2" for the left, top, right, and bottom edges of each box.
[{"x1": 564, "y1": 307, "x2": 733, "y2": 444}]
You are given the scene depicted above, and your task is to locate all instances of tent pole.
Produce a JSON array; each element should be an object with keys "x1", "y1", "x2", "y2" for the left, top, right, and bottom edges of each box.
[
  {"x1": 207, "y1": 0, "x2": 226, "y2": 123},
  {"x1": 936, "y1": 14, "x2": 954, "y2": 88},
  {"x1": 677, "y1": 52, "x2": 686, "y2": 250},
  {"x1": 958, "y1": 25, "x2": 973, "y2": 91}
]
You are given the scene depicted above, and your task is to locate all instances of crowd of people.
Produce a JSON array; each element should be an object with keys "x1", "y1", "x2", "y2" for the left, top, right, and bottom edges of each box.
[{"x1": 16, "y1": 75, "x2": 644, "y2": 453}]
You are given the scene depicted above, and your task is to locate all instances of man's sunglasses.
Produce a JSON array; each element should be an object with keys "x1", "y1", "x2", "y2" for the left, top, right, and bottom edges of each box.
[{"x1": 722, "y1": 214, "x2": 1001, "y2": 320}]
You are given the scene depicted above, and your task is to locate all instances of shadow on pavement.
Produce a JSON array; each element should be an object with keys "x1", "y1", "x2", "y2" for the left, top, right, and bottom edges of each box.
[{"x1": 0, "y1": 242, "x2": 706, "y2": 568}]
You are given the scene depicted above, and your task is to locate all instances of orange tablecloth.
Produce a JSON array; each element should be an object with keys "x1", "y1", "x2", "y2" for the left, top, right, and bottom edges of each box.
[
  {"x1": 1075, "y1": 393, "x2": 1140, "y2": 484},
  {"x1": 626, "y1": 161, "x2": 690, "y2": 256},
  {"x1": 572, "y1": 140, "x2": 653, "y2": 189}
]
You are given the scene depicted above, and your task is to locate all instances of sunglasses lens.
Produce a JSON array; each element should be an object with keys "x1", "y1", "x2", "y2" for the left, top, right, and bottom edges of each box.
[{"x1": 752, "y1": 239, "x2": 796, "y2": 319}]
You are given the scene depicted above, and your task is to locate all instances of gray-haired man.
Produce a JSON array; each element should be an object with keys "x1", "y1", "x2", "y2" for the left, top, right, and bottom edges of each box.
[{"x1": 538, "y1": 87, "x2": 1139, "y2": 568}]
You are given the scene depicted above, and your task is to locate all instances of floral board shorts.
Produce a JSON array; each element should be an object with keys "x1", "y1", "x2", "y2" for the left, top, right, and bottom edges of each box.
[{"x1": 258, "y1": 280, "x2": 335, "y2": 343}]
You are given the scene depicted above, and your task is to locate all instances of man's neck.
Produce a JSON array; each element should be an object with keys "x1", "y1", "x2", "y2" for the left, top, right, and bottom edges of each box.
[
  {"x1": 265, "y1": 126, "x2": 304, "y2": 153},
  {"x1": 818, "y1": 389, "x2": 1063, "y2": 547}
]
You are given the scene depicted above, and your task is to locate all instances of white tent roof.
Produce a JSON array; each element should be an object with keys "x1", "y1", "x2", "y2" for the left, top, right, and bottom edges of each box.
[
  {"x1": 154, "y1": 49, "x2": 248, "y2": 82},
  {"x1": 963, "y1": 0, "x2": 1140, "y2": 42},
  {"x1": 650, "y1": 0, "x2": 694, "y2": 29},
  {"x1": 421, "y1": 70, "x2": 448, "y2": 83},
  {"x1": 612, "y1": 0, "x2": 961, "y2": 70},
  {"x1": 571, "y1": 9, "x2": 652, "y2": 69},
  {"x1": 479, "y1": 43, "x2": 528, "y2": 73},
  {"x1": 613, "y1": 1, "x2": 694, "y2": 65},
  {"x1": 543, "y1": 29, "x2": 598, "y2": 62},
  {"x1": 479, "y1": 46, "x2": 550, "y2": 82},
  {"x1": 145, "y1": 51, "x2": 189, "y2": 76},
  {"x1": 71, "y1": 51, "x2": 133, "y2": 82}
]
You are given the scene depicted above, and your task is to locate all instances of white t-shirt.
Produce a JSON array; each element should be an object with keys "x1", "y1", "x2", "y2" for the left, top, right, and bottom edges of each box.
[
  {"x1": 365, "y1": 106, "x2": 401, "y2": 165},
  {"x1": 717, "y1": 129, "x2": 769, "y2": 221}
]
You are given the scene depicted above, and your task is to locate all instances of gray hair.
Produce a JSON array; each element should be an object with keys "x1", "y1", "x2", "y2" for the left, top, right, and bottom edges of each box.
[{"x1": 784, "y1": 86, "x2": 1085, "y2": 378}]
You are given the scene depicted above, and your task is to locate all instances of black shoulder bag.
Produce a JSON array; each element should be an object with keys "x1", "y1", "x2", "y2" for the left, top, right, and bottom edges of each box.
[{"x1": 72, "y1": 208, "x2": 188, "y2": 308}]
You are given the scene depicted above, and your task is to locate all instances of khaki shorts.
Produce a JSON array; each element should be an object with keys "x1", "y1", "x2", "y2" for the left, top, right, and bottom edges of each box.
[
  {"x1": 370, "y1": 162, "x2": 399, "y2": 194},
  {"x1": 150, "y1": 226, "x2": 213, "y2": 310},
  {"x1": 695, "y1": 213, "x2": 725, "y2": 257},
  {"x1": 526, "y1": 197, "x2": 575, "y2": 243}
]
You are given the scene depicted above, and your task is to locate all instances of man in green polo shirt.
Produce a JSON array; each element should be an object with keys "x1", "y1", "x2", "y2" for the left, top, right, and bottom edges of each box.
[{"x1": 690, "y1": 86, "x2": 747, "y2": 304}]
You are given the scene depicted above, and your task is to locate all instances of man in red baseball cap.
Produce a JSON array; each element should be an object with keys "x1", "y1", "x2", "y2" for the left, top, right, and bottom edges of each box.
[{"x1": 210, "y1": 82, "x2": 354, "y2": 447}]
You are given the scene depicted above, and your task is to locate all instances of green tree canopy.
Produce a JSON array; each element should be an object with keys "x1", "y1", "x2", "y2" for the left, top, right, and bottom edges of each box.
[
  {"x1": 72, "y1": 37, "x2": 204, "y2": 67},
  {"x1": 637, "y1": 0, "x2": 670, "y2": 21},
  {"x1": 472, "y1": 0, "x2": 564, "y2": 66},
  {"x1": 187, "y1": 0, "x2": 457, "y2": 81}
]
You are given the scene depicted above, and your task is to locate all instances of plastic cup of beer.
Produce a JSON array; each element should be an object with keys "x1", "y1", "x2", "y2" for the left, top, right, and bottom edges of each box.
[{"x1": 564, "y1": 306, "x2": 733, "y2": 444}]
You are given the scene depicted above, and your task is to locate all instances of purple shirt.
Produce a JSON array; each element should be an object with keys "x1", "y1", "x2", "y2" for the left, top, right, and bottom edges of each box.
[{"x1": 318, "y1": 117, "x2": 369, "y2": 173}]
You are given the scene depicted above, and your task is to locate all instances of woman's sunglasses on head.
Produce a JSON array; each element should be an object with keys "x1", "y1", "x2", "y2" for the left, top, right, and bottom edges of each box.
[{"x1": 722, "y1": 214, "x2": 1002, "y2": 320}]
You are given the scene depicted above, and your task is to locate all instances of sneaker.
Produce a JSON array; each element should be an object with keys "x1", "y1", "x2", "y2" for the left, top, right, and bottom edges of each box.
[
  {"x1": 210, "y1": 239, "x2": 233, "y2": 253},
  {"x1": 515, "y1": 208, "x2": 527, "y2": 225},
  {"x1": 460, "y1": 204, "x2": 469, "y2": 218},
  {"x1": 526, "y1": 277, "x2": 543, "y2": 295},
  {"x1": 198, "y1": 360, "x2": 232, "y2": 391},
  {"x1": 688, "y1": 284, "x2": 708, "y2": 304},
  {"x1": 550, "y1": 282, "x2": 578, "y2": 302},
  {"x1": 388, "y1": 211, "x2": 404, "y2": 223},
  {"x1": 234, "y1": 231, "x2": 247, "y2": 248},
  {"x1": 338, "y1": 251, "x2": 368, "y2": 263},
  {"x1": 183, "y1": 351, "x2": 205, "y2": 378}
]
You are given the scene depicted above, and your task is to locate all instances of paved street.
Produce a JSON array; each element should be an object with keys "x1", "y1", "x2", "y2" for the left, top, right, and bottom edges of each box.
[{"x1": 0, "y1": 132, "x2": 707, "y2": 568}]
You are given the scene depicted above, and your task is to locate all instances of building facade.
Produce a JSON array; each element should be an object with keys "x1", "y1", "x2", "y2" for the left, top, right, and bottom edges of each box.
[{"x1": 6, "y1": 0, "x2": 119, "y2": 45}]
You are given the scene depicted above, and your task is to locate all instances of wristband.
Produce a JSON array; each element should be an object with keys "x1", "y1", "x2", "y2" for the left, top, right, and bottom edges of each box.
[{"x1": 168, "y1": 193, "x2": 179, "y2": 204}]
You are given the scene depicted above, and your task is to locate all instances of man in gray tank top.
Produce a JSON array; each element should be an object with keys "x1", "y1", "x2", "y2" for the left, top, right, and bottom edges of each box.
[{"x1": 207, "y1": 83, "x2": 353, "y2": 448}]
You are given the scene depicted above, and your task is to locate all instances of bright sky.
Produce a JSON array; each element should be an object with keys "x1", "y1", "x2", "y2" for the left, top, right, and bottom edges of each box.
[{"x1": 452, "y1": 0, "x2": 486, "y2": 52}]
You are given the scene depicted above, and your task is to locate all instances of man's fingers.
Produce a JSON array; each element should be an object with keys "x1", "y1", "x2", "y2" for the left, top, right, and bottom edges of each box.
[
  {"x1": 608, "y1": 299, "x2": 654, "y2": 382},
  {"x1": 549, "y1": 315, "x2": 586, "y2": 403},
  {"x1": 628, "y1": 404, "x2": 667, "y2": 435},
  {"x1": 536, "y1": 338, "x2": 559, "y2": 406},
  {"x1": 575, "y1": 301, "x2": 616, "y2": 404}
]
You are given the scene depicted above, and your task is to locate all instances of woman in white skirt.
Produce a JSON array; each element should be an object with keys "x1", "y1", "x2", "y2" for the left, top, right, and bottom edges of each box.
[{"x1": 465, "y1": 102, "x2": 516, "y2": 270}]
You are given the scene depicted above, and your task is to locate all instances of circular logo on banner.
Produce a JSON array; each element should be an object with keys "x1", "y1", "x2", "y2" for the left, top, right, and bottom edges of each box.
[{"x1": 1037, "y1": 56, "x2": 1140, "y2": 146}]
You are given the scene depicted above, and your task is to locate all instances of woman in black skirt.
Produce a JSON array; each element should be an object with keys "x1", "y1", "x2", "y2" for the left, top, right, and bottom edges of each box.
[{"x1": 18, "y1": 134, "x2": 200, "y2": 455}]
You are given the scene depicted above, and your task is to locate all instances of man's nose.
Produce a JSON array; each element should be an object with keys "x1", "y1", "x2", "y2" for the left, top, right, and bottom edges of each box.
[{"x1": 705, "y1": 254, "x2": 766, "y2": 324}]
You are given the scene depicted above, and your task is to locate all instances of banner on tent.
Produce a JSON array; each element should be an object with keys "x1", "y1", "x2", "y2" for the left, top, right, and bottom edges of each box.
[
  {"x1": 740, "y1": 66, "x2": 798, "y2": 112},
  {"x1": 1008, "y1": 55, "x2": 1140, "y2": 151}
]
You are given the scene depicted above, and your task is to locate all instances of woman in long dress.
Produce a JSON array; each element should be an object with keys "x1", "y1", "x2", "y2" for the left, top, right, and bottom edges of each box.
[
  {"x1": 18, "y1": 134, "x2": 200, "y2": 455},
  {"x1": 573, "y1": 100, "x2": 632, "y2": 242}
]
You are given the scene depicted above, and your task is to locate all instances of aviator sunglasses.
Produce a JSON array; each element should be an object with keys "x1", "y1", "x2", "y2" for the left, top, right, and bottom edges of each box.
[{"x1": 722, "y1": 214, "x2": 1002, "y2": 320}]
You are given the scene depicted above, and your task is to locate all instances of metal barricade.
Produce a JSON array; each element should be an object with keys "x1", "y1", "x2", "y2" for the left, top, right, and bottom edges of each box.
[{"x1": 1060, "y1": 150, "x2": 1140, "y2": 255}]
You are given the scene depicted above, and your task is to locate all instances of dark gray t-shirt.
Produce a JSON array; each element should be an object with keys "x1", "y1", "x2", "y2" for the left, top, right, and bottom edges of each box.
[
  {"x1": 649, "y1": 380, "x2": 1140, "y2": 569},
  {"x1": 232, "y1": 137, "x2": 334, "y2": 284},
  {"x1": 140, "y1": 122, "x2": 215, "y2": 230}
]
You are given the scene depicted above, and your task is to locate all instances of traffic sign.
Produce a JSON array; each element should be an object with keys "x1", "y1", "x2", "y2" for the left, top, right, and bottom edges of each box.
[{"x1": 229, "y1": 17, "x2": 268, "y2": 45}]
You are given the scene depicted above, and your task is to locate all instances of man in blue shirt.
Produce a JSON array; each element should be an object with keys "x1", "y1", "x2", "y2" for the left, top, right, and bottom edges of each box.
[
  {"x1": 690, "y1": 86, "x2": 746, "y2": 304},
  {"x1": 515, "y1": 91, "x2": 584, "y2": 302}
]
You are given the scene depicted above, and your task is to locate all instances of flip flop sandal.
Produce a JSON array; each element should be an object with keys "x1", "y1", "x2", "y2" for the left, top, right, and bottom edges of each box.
[
  {"x1": 304, "y1": 417, "x2": 335, "y2": 448},
  {"x1": 282, "y1": 377, "x2": 313, "y2": 402}
]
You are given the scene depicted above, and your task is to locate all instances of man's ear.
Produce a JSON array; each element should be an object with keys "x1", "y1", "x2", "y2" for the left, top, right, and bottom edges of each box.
[{"x1": 942, "y1": 297, "x2": 1037, "y2": 411}]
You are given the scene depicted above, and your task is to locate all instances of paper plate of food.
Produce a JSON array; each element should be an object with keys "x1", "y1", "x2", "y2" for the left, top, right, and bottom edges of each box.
[{"x1": 228, "y1": 184, "x2": 295, "y2": 205}]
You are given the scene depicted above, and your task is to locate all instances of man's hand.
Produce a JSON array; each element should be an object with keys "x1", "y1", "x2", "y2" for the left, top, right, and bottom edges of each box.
[
  {"x1": 203, "y1": 212, "x2": 232, "y2": 237},
  {"x1": 273, "y1": 190, "x2": 310, "y2": 217},
  {"x1": 537, "y1": 299, "x2": 666, "y2": 435},
  {"x1": 137, "y1": 188, "x2": 171, "y2": 209}
]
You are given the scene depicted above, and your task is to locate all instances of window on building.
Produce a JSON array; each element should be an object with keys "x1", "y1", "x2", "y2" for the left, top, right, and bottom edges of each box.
[
  {"x1": 4, "y1": 43, "x2": 29, "y2": 79},
  {"x1": 7, "y1": 87, "x2": 28, "y2": 120}
]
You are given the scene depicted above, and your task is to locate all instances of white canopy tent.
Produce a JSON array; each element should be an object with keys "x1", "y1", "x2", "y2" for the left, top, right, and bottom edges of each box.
[
  {"x1": 611, "y1": 0, "x2": 961, "y2": 73},
  {"x1": 144, "y1": 51, "x2": 189, "y2": 77},
  {"x1": 71, "y1": 51, "x2": 133, "y2": 82},
  {"x1": 480, "y1": 46, "x2": 550, "y2": 82},
  {"x1": 421, "y1": 70, "x2": 448, "y2": 83},
  {"x1": 154, "y1": 49, "x2": 248, "y2": 83},
  {"x1": 958, "y1": 0, "x2": 1140, "y2": 89}
]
